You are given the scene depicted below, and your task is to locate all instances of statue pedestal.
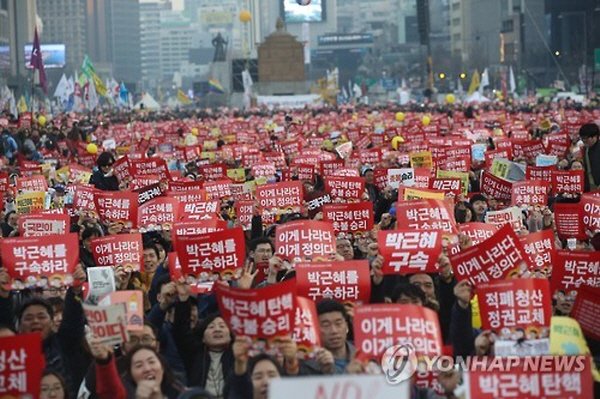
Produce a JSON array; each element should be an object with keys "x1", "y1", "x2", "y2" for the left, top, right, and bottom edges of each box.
[{"x1": 209, "y1": 61, "x2": 232, "y2": 93}]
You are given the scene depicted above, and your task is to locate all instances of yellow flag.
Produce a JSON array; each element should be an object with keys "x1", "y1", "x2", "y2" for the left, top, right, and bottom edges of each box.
[
  {"x1": 177, "y1": 90, "x2": 192, "y2": 105},
  {"x1": 17, "y1": 96, "x2": 28, "y2": 113},
  {"x1": 468, "y1": 69, "x2": 480, "y2": 95}
]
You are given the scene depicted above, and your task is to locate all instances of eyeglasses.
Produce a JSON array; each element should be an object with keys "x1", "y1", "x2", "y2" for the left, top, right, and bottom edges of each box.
[{"x1": 128, "y1": 335, "x2": 156, "y2": 345}]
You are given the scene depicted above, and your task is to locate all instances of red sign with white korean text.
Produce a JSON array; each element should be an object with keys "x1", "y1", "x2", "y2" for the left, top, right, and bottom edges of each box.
[
  {"x1": 322, "y1": 202, "x2": 374, "y2": 234},
  {"x1": 18, "y1": 213, "x2": 70, "y2": 237},
  {"x1": 485, "y1": 148, "x2": 512, "y2": 169},
  {"x1": 138, "y1": 197, "x2": 179, "y2": 230},
  {"x1": 91, "y1": 234, "x2": 144, "y2": 271},
  {"x1": 296, "y1": 261, "x2": 371, "y2": 304},
  {"x1": 476, "y1": 278, "x2": 552, "y2": 334},
  {"x1": 437, "y1": 155, "x2": 470, "y2": 173},
  {"x1": 275, "y1": 220, "x2": 336, "y2": 262},
  {"x1": 511, "y1": 180, "x2": 549, "y2": 206},
  {"x1": 199, "y1": 163, "x2": 227, "y2": 181},
  {"x1": 481, "y1": 171, "x2": 513, "y2": 201},
  {"x1": 429, "y1": 178, "x2": 462, "y2": 197},
  {"x1": 465, "y1": 356, "x2": 593, "y2": 399},
  {"x1": 251, "y1": 162, "x2": 277, "y2": 179},
  {"x1": 172, "y1": 219, "x2": 228, "y2": 239},
  {"x1": 449, "y1": 224, "x2": 532, "y2": 286},
  {"x1": 112, "y1": 156, "x2": 132, "y2": 182},
  {"x1": 216, "y1": 278, "x2": 297, "y2": 339},
  {"x1": 324, "y1": 177, "x2": 365, "y2": 199},
  {"x1": 256, "y1": 181, "x2": 303, "y2": 212},
  {"x1": 167, "y1": 189, "x2": 207, "y2": 205},
  {"x1": 168, "y1": 180, "x2": 204, "y2": 192},
  {"x1": 551, "y1": 170, "x2": 584, "y2": 196},
  {"x1": 513, "y1": 140, "x2": 545, "y2": 159},
  {"x1": 581, "y1": 193, "x2": 600, "y2": 233},
  {"x1": 1, "y1": 233, "x2": 79, "y2": 289},
  {"x1": 321, "y1": 159, "x2": 345, "y2": 177},
  {"x1": 570, "y1": 285, "x2": 600, "y2": 341},
  {"x1": 0, "y1": 333, "x2": 43, "y2": 399},
  {"x1": 550, "y1": 250, "x2": 600, "y2": 294},
  {"x1": 354, "y1": 304, "x2": 442, "y2": 361},
  {"x1": 16, "y1": 175, "x2": 48, "y2": 193},
  {"x1": 178, "y1": 200, "x2": 220, "y2": 221},
  {"x1": 460, "y1": 223, "x2": 497, "y2": 245},
  {"x1": 395, "y1": 199, "x2": 458, "y2": 234},
  {"x1": 94, "y1": 191, "x2": 139, "y2": 229},
  {"x1": 526, "y1": 165, "x2": 556, "y2": 181},
  {"x1": 236, "y1": 200, "x2": 254, "y2": 231},
  {"x1": 203, "y1": 180, "x2": 232, "y2": 200},
  {"x1": 554, "y1": 202, "x2": 587, "y2": 240},
  {"x1": 291, "y1": 297, "x2": 321, "y2": 359},
  {"x1": 72, "y1": 185, "x2": 98, "y2": 212},
  {"x1": 175, "y1": 227, "x2": 245, "y2": 279},
  {"x1": 378, "y1": 230, "x2": 443, "y2": 275},
  {"x1": 129, "y1": 158, "x2": 171, "y2": 181},
  {"x1": 519, "y1": 230, "x2": 555, "y2": 271}
]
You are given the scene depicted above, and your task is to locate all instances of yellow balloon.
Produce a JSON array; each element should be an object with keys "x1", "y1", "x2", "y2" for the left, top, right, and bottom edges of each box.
[
  {"x1": 191, "y1": 127, "x2": 199, "y2": 136},
  {"x1": 391, "y1": 136, "x2": 405, "y2": 150},
  {"x1": 422, "y1": 115, "x2": 431, "y2": 126},
  {"x1": 37, "y1": 115, "x2": 47, "y2": 126},
  {"x1": 445, "y1": 94, "x2": 455, "y2": 104},
  {"x1": 395, "y1": 112, "x2": 405, "y2": 122},
  {"x1": 87, "y1": 143, "x2": 98, "y2": 155},
  {"x1": 239, "y1": 10, "x2": 252, "y2": 23}
]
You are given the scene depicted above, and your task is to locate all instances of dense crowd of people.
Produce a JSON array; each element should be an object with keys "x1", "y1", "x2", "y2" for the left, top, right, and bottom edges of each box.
[{"x1": 0, "y1": 98, "x2": 599, "y2": 399}]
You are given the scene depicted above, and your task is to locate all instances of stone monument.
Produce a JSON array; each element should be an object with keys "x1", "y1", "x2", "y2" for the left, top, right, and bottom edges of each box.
[{"x1": 256, "y1": 18, "x2": 310, "y2": 95}]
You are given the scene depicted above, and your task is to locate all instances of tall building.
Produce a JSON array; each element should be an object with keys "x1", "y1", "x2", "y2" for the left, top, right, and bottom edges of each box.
[
  {"x1": 86, "y1": 0, "x2": 141, "y2": 86},
  {"x1": 3, "y1": 0, "x2": 37, "y2": 79},
  {"x1": 159, "y1": 9, "x2": 194, "y2": 78},
  {"x1": 140, "y1": 0, "x2": 170, "y2": 89},
  {"x1": 37, "y1": 0, "x2": 87, "y2": 73}
]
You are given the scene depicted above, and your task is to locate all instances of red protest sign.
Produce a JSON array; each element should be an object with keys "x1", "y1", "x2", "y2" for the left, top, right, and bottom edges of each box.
[
  {"x1": 395, "y1": 199, "x2": 458, "y2": 234},
  {"x1": 481, "y1": 171, "x2": 513, "y2": 201},
  {"x1": 251, "y1": 162, "x2": 277, "y2": 179},
  {"x1": 256, "y1": 181, "x2": 303, "y2": 212},
  {"x1": 175, "y1": 227, "x2": 245, "y2": 280},
  {"x1": 378, "y1": 230, "x2": 443, "y2": 275},
  {"x1": 18, "y1": 213, "x2": 70, "y2": 237},
  {"x1": 171, "y1": 219, "x2": 228, "y2": 241},
  {"x1": 16, "y1": 175, "x2": 48, "y2": 193},
  {"x1": 322, "y1": 202, "x2": 374, "y2": 234},
  {"x1": 292, "y1": 297, "x2": 321, "y2": 359},
  {"x1": 554, "y1": 202, "x2": 587, "y2": 240},
  {"x1": 465, "y1": 356, "x2": 593, "y2": 398},
  {"x1": 437, "y1": 155, "x2": 470, "y2": 173},
  {"x1": 167, "y1": 189, "x2": 207, "y2": 205},
  {"x1": 0, "y1": 333, "x2": 43, "y2": 399},
  {"x1": 178, "y1": 199, "x2": 220, "y2": 221},
  {"x1": 511, "y1": 180, "x2": 549, "y2": 206},
  {"x1": 429, "y1": 178, "x2": 462, "y2": 197},
  {"x1": 570, "y1": 285, "x2": 600, "y2": 341},
  {"x1": 73, "y1": 185, "x2": 98, "y2": 212},
  {"x1": 138, "y1": 197, "x2": 179, "y2": 230},
  {"x1": 236, "y1": 200, "x2": 254, "y2": 230},
  {"x1": 129, "y1": 158, "x2": 171, "y2": 181},
  {"x1": 581, "y1": 193, "x2": 600, "y2": 233},
  {"x1": 112, "y1": 156, "x2": 132, "y2": 182},
  {"x1": 519, "y1": 229, "x2": 555, "y2": 271},
  {"x1": 353, "y1": 304, "x2": 443, "y2": 361},
  {"x1": 449, "y1": 224, "x2": 531, "y2": 285},
  {"x1": 1, "y1": 233, "x2": 79, "y2": 289},
  {"x1": 526, "y1": 165, "x2": 555, "y2": 181},
  {"x1": 459, "y1": 222, "x2": 497, "y2": 245},
  {"x1": 275, "y1": 220, "x2": 336, "y2": 262},
  {"x1": 551, "y1": 250, "x2": 600, "y2": 294},
  {"x1": 199, "y1": 163, "x2": 227, "y2": 181},
  {"x1": 168, "y1": 180, "x2": 204, "y2": 192},
  {"x1": 324, "y1": 176, "x2": 365, "y2": 199},
  {"x1": 321, "y1": 159, "x2": 345, "y2": 177},
  {"x1": 295, "y1": 261, "x2": 371, "y2": 304},
  {"x1": 477, "y1": 278, "x2": 552, "y2": 335},
  {"x1": 94, "y1": 191, "x2": 139, "y2": 229},
  {"x1": 485, "y1": 148, "x2": 512, "y2": 169},
  {"x1": 91, "y1": 233, "x2": 144, "y2": 271},
  {"x1": 203, "y1": 180, "x2": 232, "y2": 200},
  {"x1": 216, "y1": 278, "x2": 297, "y2": 339},
  {"x1": 551, "y1": 170, "x2": 584, "y2": 196}
]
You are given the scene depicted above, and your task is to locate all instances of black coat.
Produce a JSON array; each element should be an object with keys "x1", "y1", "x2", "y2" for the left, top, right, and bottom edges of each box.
[{"x1": 89, "y1": 169, "x2": 119, "y2": 191}]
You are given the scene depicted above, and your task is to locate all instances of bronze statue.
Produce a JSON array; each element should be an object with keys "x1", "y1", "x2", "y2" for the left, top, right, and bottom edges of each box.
[{"x1": 212, "y1": 33, "x2": 228, "y2": 62}]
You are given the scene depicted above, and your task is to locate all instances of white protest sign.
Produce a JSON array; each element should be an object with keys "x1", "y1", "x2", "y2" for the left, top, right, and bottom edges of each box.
[
  {"x1": 269, "y1": 374, "x2": 410, "y2": 399},
  {"x1": 83, "y1": 303, "x2": 129, "y2": 347},
  {"x1": 87, "y1": 266, "x2": 116, "y2": 304},
  {"x1": 388, "y1": 168, "x2": 414, "y2": 189},
  {"x1": 535, "y1": 154, "x2": 558, "y2": 167},
  {"x1": 484, "y1": 206, "x2": 523, "y2": 231}
]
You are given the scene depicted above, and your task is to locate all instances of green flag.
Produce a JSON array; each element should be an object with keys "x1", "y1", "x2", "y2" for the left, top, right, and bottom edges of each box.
[{"x1": 82, "y1": 55, "x2": 108, "y2": 97}]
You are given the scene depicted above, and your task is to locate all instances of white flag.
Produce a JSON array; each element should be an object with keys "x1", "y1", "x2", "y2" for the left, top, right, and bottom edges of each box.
[
  {"x1": 509, "y1": 66, "x2": 516, "y2": 94},
  {"x1": 54, "y1": 74, "x2": 72, "y2": 102},
  {"x1": 479, "y1": 68, "x2": 490, "y2": 94},
  {"x1": 87, "y1": 77, "x2": 98, "y2": 111},
  {"x1": 242, "y1": 69, "x2": 253, "y2": 94},
  {"x1": 73, "y1": 72, "x2": 83, "y2": 110},
  {"x1": 9, "y1": 90, "x2": 17, "y2": 117}
]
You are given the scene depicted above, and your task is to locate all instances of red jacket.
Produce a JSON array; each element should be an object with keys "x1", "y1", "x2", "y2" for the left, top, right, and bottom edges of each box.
[{"x1": 95, "y1": 355, "x2": 127, "y2": 399}]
